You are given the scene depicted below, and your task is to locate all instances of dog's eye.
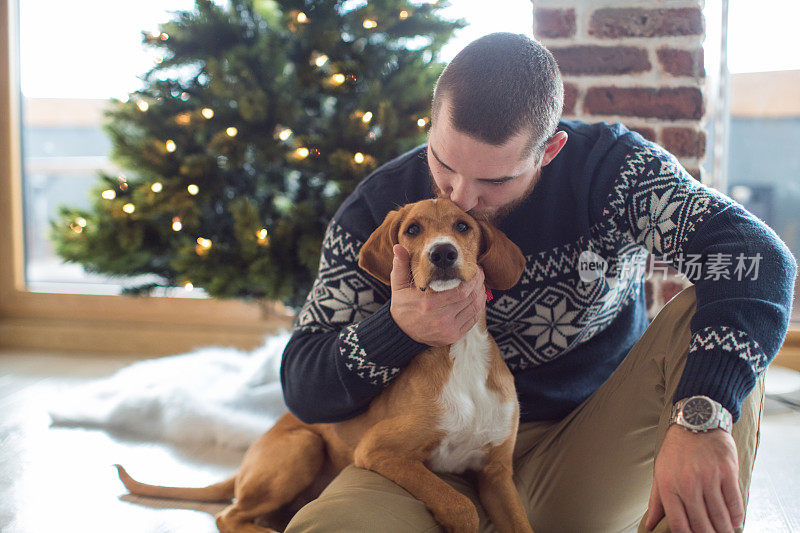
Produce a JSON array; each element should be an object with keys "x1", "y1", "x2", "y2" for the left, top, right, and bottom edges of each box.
[
  {"x1": 405, "y1": 223, "x2": 421, "y2": 236},
  {"x1": 455, "y1": 221, "x2": 470, "y2": 233}
]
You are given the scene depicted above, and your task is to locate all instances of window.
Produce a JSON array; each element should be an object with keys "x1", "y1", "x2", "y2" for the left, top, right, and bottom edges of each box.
[
  {"x1": 723, "y1": 0, "x2": 800, "y2": 322},
  {"x1": 19, "y1": 0, "x2": 199, "y2": 296}
]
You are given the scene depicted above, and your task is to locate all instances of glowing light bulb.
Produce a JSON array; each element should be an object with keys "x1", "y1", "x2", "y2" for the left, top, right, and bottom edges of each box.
[
  {"x1": 102, "y1": 189, "x2": 116, "y2": 200},
  {"x1": 160, "y1": 33, "x2": 169, "y2": 40},
  {"x1": 257, "y1": 229, "x2": 268, "y2": 240},
  {"x1": 172, "y1": 217, "x2": 182, "y2": 231},
  {"x1": 75, "y1": 217, "x2": 87, "y2": 227},
  {"x1": 136, "y1": 100, "x2": 149, "y2": 112},
  {"x1": 187, "y1": 184, "x2": 199, "y2": 195},
  {"x1": 399, "y1": 10, "x2": 409, "y2": 19},
  {"x1": 315, "y1": 54, "x2": 329, "y2": 67},
  {"x1": 330, "y1": 73, "x2": 345, "y2": 85},
  {"x1": 184, "y1": 282, "x2": 194, "y2": 291},
  {"x1": 417, "y1": 118, "x2": 428, "y2": 127},
  {"x1": 278, "y1": 128, "x2": 292, "y2": 141},
  {"x1": 226, "y1": 127, "x2": 238, "y2": 137},
  {"x1": 151, "y1": 182, "x2": 163, "y2": 193},
  {"x1": 165, "y1": 140, "x2": 176, "y2": 152},
  {"x1": 201, "y1": 108, "x2": 214, "y2": 119},
  {"x1": 362, "y1": 111, "x2": 373, "y2": 123},
  {"x1": 123, "y1": 203, "x2": 135, "y2": 214},
  {"x1": 196, "y1": 237, "x2": 212, "y2": 248},
  {"x1": 354, "y1": 152, "x2": 365, "y2": 163},
  {"x1": 295, "y1": 147, "x2": 310, "y2": 158},
  {"x1": 363, "y1": 19, "x2": 377, "y2": 29},
  {"x1": 296, "y1": 12, "x2": 308, "y2": 23}
]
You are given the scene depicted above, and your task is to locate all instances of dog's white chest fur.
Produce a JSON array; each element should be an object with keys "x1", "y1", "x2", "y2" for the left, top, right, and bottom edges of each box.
[{"x1": 427, "y1": 324, "x2": 515, "y2": 474}]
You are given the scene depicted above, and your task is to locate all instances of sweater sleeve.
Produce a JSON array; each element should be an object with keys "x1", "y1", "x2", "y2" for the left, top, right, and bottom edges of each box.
[
  {"x1": 598, "y1": 140, "x2": 797, "y2": 422},
  {"x1": 280, "y1": 217, "x2": 429, "y2": 423}
]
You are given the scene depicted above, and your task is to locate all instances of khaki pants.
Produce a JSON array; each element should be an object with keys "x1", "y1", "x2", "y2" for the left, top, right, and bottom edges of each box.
[{"x1": 285, "y1": 286, "x2": 765, "y2": 532}]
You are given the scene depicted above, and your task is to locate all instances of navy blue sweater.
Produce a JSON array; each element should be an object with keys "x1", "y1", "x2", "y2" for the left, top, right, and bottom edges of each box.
[{"x1": 280, "y1": 120, "x2": 797, "y2": 424}]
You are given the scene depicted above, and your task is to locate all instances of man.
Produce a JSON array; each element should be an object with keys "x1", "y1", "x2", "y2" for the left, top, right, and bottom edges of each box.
[{"x1": 280, "y1": 33, "x2": 797, "y2": 532}]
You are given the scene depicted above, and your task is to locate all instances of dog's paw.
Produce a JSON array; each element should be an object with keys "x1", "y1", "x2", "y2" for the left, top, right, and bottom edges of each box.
[{"x1": 438, "y1": 499, "x2": 479, "y2": 533}]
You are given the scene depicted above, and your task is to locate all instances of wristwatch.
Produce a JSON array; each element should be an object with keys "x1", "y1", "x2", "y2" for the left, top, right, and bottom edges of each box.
[{"x1": 669, "y1": 395, "x2": 733, "y2": 433}]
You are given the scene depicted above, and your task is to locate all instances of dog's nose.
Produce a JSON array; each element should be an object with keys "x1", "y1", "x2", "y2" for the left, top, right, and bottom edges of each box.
[{"x1": 428, "y1": 243, "x2": 458, "y2": 269}]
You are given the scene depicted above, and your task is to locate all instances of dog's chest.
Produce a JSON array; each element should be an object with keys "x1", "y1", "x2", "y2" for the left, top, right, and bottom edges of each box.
[{"x1": 427, "y1": 325, "x2": 515, "y2": 474}]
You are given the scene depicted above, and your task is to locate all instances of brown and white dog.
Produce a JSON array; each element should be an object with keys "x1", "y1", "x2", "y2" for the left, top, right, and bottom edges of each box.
[{"x1": 116, "y1": 198, "x2": 532, "y2": 533}]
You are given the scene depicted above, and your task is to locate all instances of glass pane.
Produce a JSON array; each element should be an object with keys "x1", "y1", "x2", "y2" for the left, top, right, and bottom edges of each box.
[
  {"x1": 18, "y1": 0, "x2": 530, "y2": 297},
  {"x1": 19, "y1": 0, "x2": 202, "y2": 297},
  {"x1": 726, "y1": 0, "x2": 800, "y2": 323}
]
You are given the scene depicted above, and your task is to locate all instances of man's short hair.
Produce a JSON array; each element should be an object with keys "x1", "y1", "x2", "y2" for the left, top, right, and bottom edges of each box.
[{"x1": 431, "y1": 32, "x2": 564, "y2": 160}]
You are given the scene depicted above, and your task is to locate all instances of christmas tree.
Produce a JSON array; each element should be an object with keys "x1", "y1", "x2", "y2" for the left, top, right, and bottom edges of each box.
[{"x1": 51, "y1": 0, "x2": 463, "y2": 308}]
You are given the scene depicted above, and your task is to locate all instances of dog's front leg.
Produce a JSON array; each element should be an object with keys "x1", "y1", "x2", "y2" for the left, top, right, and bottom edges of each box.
[
  {"x1": 354, "y1": 421, "x2": 478, "y2": 533},
  {"x1": 476, "y1": 445, "x2": 534, "y2": 533}
]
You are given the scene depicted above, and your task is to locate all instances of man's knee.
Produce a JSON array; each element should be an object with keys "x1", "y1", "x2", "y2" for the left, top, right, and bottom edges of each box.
[{"x1": 284, "y1": 465, "x2": 441, "y2": 533}]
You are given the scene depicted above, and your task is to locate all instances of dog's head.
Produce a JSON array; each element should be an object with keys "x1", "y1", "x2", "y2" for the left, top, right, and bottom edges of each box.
[{"x1": 358, "y1": 198, "x2": 526, "y2": 292}]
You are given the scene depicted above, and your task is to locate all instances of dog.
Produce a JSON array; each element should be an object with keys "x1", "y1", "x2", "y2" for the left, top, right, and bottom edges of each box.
[{"x1": 116, "y1": 198, "x2": 532, "y2": 533}]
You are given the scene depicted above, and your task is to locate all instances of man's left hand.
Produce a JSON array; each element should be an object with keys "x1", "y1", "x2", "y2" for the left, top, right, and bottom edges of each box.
[{"x1": 645, "y1": 424, "x2": 744, "y2": 533}]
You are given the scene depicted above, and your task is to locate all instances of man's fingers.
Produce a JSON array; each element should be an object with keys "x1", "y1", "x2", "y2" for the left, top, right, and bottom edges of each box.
[
  {"x1": 682, "y1": 486, "x2": 716, "y2": 533},
  {"x1": 645, "y1": 482, "x2": 665, "y2": 531},
  {"x1": 661, "y1": 489, "x2": 692, "y2": 533},
  {"x1": 705, "y1": 484, "x2": 736, "y2": 533},
  {"x1": 721, "y1": 475, "x2": 745, "y2": 529},
  {"x1": 390, "y1": 244, "x2": 413, "y2": 290}
]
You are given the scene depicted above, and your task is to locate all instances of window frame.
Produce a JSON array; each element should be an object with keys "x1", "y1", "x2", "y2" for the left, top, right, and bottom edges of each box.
[{"x1": 0, "y1": 0, "x2": 293, "y2": 355}]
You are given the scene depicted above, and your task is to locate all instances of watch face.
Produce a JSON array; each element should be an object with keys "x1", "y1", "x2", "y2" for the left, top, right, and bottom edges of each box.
[{"x1": 683, "y1": 397, "x2": 714, "y2": 426}]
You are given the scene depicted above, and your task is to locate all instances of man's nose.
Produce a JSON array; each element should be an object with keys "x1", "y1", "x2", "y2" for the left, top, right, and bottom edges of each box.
[{"x1": 448, "y1": 179, "x2": 477, "y2": 212}]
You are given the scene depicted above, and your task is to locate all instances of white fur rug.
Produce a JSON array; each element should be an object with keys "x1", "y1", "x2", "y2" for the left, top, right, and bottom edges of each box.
[{"x1": 48, "y1": 331, "x2": 292, "y2": 450}]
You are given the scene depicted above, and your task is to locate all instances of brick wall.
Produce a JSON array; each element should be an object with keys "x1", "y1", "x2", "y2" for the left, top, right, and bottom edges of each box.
[{"x1": 533, "y1": 0, "x2": 706, "y2": 319}]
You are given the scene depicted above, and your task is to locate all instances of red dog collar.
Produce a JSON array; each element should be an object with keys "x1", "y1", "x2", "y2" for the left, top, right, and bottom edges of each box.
[{"x1": 485, "y1": 288, "x2": 494, "y2": 301}]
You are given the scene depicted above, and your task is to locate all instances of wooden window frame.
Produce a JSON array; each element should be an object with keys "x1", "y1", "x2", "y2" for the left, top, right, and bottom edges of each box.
[
  {"x1": 0, "y1": 0, "x2": 293, "y2": 355},
  {"x1": 0, "y1": 0, "x2": 796, "y2": 366}
]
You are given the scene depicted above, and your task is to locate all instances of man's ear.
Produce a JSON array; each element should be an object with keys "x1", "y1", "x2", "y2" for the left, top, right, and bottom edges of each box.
[
  {"x1": 358, "y1": 206, "x2": 407, "y2": 286},
  {"x1": 476, "y1": 220, "x2": 526, "y2": 290}
]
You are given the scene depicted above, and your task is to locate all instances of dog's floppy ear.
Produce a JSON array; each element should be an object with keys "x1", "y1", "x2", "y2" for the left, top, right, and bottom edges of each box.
[
  {"x1": 358, "y1": 206, "x2": 408, "y2": 286},
  {"x1": 476, "y1": 219, "x2": 526, "y2": 290}
]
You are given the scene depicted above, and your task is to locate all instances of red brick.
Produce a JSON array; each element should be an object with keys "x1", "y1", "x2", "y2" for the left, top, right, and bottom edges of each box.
[
  {"x1": 684, "y1": 167, "x2": 701, "y2": 181},
  {"x1": 629, "y1": 126, "x2": 657, "y2": 142},
  {"x1": 551, "y1": 46, "x2": 651, "y2": 75},
  {"x1": 657, "y1": 48, "x2": 705, "y2": 77},
  {"x1": 563, "y1": 83, "x2": 579, "y2": 115},
  {"x1": 534, "y1": 8, "x2": 576, "y2": 39},
  {"x1": 589, "y1": 8, "x2": 704, "y2": 39},
  {"x1": 661, "y1": 279, "x2": 689, "y2": 303},
  {"x1": 584, "y1": 87, "x2": 704, "y2": 120},
  {"x1": 662, "y1": 127, "x2": 706, "y2": 157}
]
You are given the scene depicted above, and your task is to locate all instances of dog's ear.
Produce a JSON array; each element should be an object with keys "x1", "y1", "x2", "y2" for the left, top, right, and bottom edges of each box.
[
  {"x1": 476, "y1": 219, "x2": 526, "y2": 290},
  {"x1": 358, "y1": 206, "x2": 408, "y2": 286}
]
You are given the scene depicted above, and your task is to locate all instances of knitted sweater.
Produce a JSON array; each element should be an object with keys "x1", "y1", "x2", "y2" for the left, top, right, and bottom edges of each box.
[{"x1": 280, "y1": 120, "x2": 797, "y2": 424}]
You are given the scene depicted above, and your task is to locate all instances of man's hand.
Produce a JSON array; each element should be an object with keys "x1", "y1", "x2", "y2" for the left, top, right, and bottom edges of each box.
[
  {"x1": 646, "y1": 424, "x2": 744, "y2": 533},
  {"x1": 389, "y1": 244, "x2": 486, "y2": 346}
]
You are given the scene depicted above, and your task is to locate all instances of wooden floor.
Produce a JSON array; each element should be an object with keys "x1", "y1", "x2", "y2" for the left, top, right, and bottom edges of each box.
[{"x1": 1, "y1": 349, "x2": 799, "y2": 533}]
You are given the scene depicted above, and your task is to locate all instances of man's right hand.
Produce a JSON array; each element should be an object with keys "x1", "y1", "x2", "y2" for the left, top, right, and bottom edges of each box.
[{"x1": 389, "y1": 244, "x2": 486, "y2": 347}]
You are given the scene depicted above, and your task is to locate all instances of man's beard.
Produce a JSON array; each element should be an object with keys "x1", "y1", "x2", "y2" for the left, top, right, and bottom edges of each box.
[{"x1": 427, "y1": 166, "x2": 542, "y2": 225}]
